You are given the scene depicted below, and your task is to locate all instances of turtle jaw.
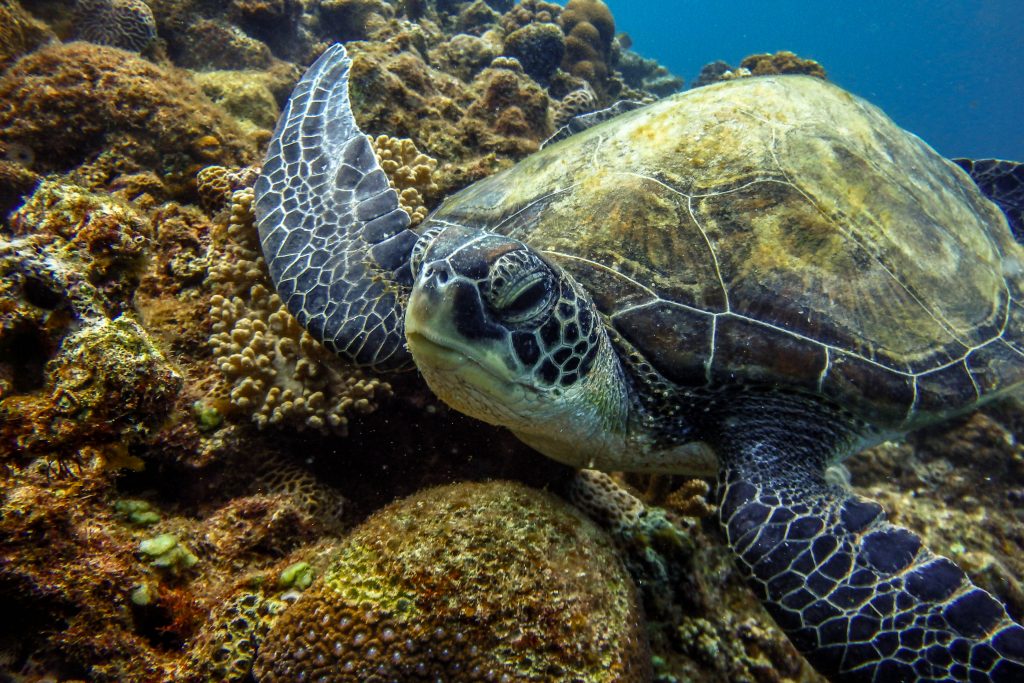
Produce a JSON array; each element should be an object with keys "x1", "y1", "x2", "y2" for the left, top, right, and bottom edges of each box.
[
  {"x1": 406, "y1": 283, "x2": 539, "y2": 428},
  {"x1": 405, "y1": 275, "x2": 633, "y2": 470}
]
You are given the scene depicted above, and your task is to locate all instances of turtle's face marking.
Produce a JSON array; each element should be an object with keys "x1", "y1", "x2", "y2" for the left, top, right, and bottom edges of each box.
[
  {"x1": 408, "y1": 228, "x2": 601, "y2": 392},
  {"x1": 405, "y1": 225, "x2": 627, "y2": 468}
]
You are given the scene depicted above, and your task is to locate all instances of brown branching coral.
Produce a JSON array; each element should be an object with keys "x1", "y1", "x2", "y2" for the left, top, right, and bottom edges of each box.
[
  {"x1": 0, "y1": 42, "x2": 253, "y2": 192},
  {"x1": 371, "y1": 134, "x2": 439, "y2": 225},
  {"x1": 208, "y1": 188, "x2": 391, "y2": 435},
  {"x1": 73, "y1": 0, "x2": 157, "y2": 52}
]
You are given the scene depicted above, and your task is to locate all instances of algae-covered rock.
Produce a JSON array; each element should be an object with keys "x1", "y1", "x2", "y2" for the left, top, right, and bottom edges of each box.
[
  {"x1": 1, "y1": 314, "x2": 182, "y2": 467},
  {"x1": 254, "y1": 480, "x2": 651, "y2": 682},
  {"x1": 191, "y1": 69, "x2": 282, "y2": 132},
  {"x1": 0, "y1": 42, "x2": 254, "y2": 193},
  {"x1": 503, "y1": 21, "x2": 564, "y2": 81}
]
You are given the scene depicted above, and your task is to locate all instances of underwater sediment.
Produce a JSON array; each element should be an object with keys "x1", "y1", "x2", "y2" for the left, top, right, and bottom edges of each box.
[{"x1": 0, "y1": 1, "x2": 1021, "y2": 682}]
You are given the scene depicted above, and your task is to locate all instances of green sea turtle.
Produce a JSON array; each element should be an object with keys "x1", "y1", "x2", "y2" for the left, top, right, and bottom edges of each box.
[{"x1": 255, "y1": 44, "x2": 1024, "y2": 681}]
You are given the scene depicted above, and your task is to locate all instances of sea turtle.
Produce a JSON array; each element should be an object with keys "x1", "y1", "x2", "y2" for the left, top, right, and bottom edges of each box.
[{"x1": 254, "y1": 44, "x2": 1024, "y2": 681}]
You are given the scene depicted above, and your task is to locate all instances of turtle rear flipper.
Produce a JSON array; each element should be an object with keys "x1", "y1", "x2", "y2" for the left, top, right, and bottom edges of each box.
[
  {"x1": 954, "y1": 158, "x2": 1024, "y2": 242},
  {"x1": 255, "y1": 44, "x2": 417, "y2": 371},
  {"x1": 717, "y1": 396, "x2": 1024, "y2": 682}
]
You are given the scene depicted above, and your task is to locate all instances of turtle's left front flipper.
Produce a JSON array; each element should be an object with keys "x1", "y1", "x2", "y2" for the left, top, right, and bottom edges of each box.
[
  {"x1": 716, "y1": 398, "x2": 1024, "y2": 683},
  {"x1": 954, "y1": 158, "x2": 1024, "y2": 241},
  {"x1": 255, "y1": 43, "x2": 418, "y2": 371}
]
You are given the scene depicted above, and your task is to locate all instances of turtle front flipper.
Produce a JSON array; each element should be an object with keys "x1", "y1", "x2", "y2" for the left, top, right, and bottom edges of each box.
[
  {"x1": 255, "y1": 43, "x2": 417, "y2": 371},
  {"x1": 716, "y1": 397, "x2": 1024, "y2": 682}
]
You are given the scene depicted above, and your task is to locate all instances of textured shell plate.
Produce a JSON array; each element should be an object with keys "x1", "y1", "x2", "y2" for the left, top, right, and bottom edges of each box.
[{"x1": 426, "y1": 75, "x2": 1024, "y2": 429}]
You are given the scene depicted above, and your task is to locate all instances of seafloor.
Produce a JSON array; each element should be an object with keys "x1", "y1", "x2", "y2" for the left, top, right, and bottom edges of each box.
[{"x1": 0, "y1": 1, "x2": 1021, "y2": 682}]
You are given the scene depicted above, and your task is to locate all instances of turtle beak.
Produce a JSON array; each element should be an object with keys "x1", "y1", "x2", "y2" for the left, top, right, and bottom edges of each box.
[{"x1": 406, "y1": 258, "x2": 516, "y2": 377}]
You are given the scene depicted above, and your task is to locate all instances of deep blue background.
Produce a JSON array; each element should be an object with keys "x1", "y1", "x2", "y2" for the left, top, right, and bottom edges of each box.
[{"x1": 603, "y1": 1, "x2": 1023, "y2": 161}]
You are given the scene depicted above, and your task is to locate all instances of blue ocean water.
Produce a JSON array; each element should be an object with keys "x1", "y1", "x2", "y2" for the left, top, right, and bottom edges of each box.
[{"x1": 605, "y1": 0, "x2": 1024, "y2": 162}]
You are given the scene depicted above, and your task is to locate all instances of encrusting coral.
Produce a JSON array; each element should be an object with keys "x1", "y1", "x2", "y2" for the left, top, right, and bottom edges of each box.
[
  {"x1": 208, "y1": 188, "x2": 392, "y2": 435},
  {"x1": 73, "y1": 0, "x2": 157, "y2": 52},
  {"x1": 253, "y1": 480, "x2": 652, "y2": 682}
]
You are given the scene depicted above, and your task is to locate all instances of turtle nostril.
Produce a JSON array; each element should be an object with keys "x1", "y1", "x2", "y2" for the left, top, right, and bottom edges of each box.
[{"x1": 423, "y1": 261, "x2": 451, "y2": 287}]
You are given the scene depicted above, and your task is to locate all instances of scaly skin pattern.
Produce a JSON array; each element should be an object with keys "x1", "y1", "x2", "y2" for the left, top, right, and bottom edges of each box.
[
  {"x1": 716, "y1": 395, "x2": 1024, "y2": 682},
  {"x1": 254, "y1": 44, "x2": 418, "y2": 371},
  {"x1": 256, "y1": 43, "x2": 1024, "y2": 683}
]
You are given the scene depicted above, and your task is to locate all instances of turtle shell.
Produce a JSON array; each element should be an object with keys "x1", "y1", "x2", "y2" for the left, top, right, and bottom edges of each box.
[{"x1": 425, "y1": 75, "x2": 1024, "y2": 430}]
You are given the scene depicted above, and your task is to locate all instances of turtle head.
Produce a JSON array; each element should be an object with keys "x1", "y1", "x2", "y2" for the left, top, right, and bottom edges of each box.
[{"x1": 405, "y1": 224, "x2": 631, "y2": 469}]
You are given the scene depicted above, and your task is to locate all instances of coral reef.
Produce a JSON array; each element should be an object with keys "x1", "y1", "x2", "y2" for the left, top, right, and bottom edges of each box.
[
  {"x1": 73, "y1": 0, "x2": 157, "y2": 52},
  {"x1": 370, "y1": 134, "x2": 440, "y2": 225},
  {"x1": 208, "y1": 188, "x2": 392, "y2": 435},
  {"x1": 738, "y1": 50, "x2": 827, "y2": 79},
  {"x1": 559, "y1": 0, "x2": 616, "y2": 96},
  {"x1": 0, "y1": 42, "x2": 254, "y2": 195},
  {"x1": 499, "y1": 0, "x2": 562, "y2": 32},
  {"x1": 617, "y1": 47, "x2": 684, "y2": 97},
  {"x1": 9, "y1": 179, "x2": 151, "y2": 309},
  {"x1": 196, "y1": 165, "x2": 261, "y2": 214},
  {"x1": 554, "y1": 82, "x2": 597, "y2": 127},
  {"x1": 253, "y1": 480, "x2": 652, "y2": 682},
  {"x1": 503, "y1": 21, "x2": 565, "y2": 81},
  {"x1": 1, "y1": 314, "x2": 182, "y2": 468},
  {"x1": 319, "y1": 0, "x2": 395, "y2": 41},
  {"x1": 187, "y1": 590, "x2": 289, "y2": 683},
  {"x1": 691, "y1": 59, "x2": 732, "y2": 89},
  {"x1": 190, "y1": 70, "x2": 284, "y2": 133},
  {"x1": 692, "y1": 51, "x2": 827, "y2": 89},
  {"x1": 0, "y1": 0, "x2": 53, "y2": 69}
]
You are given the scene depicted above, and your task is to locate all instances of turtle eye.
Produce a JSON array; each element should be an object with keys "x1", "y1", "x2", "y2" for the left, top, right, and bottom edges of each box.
[{"x1": 486, "y1": 251, "x2": 557, "y2": 325}]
